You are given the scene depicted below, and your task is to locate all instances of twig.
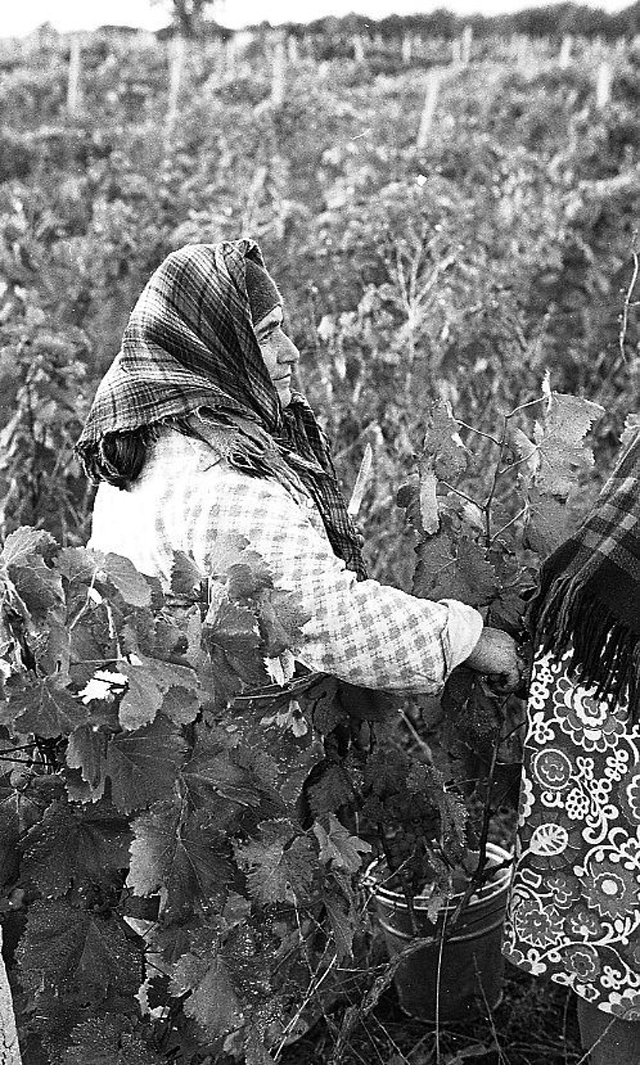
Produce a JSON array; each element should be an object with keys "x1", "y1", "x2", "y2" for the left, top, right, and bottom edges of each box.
[
  {"x1": 504, "y1": 395, "x2": 547, "y2": 420},
  {"x1": 440, "y1": 480, "x2": 482, "y2": 510},
  {"x1": 490, "y1": 505, "x2": 528, "y2": 545},
  {"x1": 496, "y1": 445, "x2": 541, "y2": 478},
  {"x1": 327, "y1": 936, "x2": 441, "y2": 1064},
  {"x1": 450, "y1": 705, "x2": 509, "y2": 927},
  {"x1": 472, "y1": 955, "x2": 505, "y2": 1062},
  {"x1": 399, "y1": 708, "x2": 433, "y2": 761},
  {"x1": 456, "y1": 420, "x2": 502, "y2": 447},
  {"x1": 619, "y1": 233, "x2": 639, "y2": 364}
]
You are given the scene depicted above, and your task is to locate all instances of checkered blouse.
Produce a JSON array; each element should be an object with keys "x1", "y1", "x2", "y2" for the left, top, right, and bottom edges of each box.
[{"x1": 89, "y1": 429, "x2": 483, "y2": 693}]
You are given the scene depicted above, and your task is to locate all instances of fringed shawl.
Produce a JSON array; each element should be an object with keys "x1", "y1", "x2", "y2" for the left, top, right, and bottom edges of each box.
[
  {"x1": 529, "y1": 427, "x2": 640, "y2": 718},
  {"x1": 76, "y1": 240, "x2": 366, "y2": 579}
]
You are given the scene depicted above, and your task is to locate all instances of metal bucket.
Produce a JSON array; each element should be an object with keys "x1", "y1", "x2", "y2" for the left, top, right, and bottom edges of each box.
[{"x1": 367, "y1": 842, "x2": 512, "y2": 1022}]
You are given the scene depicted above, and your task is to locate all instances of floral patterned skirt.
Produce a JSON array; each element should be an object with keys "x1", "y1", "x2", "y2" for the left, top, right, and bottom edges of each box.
[{"x1": 502, "y1": 646, "x2": 640, "y2": 1019}]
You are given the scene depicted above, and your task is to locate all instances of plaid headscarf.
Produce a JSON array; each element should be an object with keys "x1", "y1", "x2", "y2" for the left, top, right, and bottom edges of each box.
[
  {"x1": 77, "y1": 240, "x2": 366, "y2": 579},
  {"x1": 529, "y1": 426, "x2": 640, "y2": 717}
]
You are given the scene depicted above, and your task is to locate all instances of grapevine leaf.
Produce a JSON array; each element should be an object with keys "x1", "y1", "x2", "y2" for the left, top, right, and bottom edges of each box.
[
  {"x1": 313, "y1": 814, "x2": 372, "y2": 873},
  {"x1": 66, "y1": 723, "x2": 108, "y2": 796},
  {"x1": 258, "y1": 587, "x2": 311, "y2": 658},
  {"x1": 0, "y1": 782, "x2": 42, "y2": 887},
  {"x1": 100, "y1": 552, "x2": 152, "y2": 608},
  {"x1": 68, "y1": 599, "x2": 118, "y2": 675},
  {"x1": 506, "y1": 425, "x2": 539, "y2": 488},
  {"x1": 324, "y1": 889, "x2": 356, "y2": 961},
  {"x1": 170, "y1": 550, "x2": 204, "y2": 599},
  {"x1": 396, "y1": 476, "x2": 423, "y2": 533},
  {"x1": 1, "y1": 526, "x2": 57, "y2": 568},
  {"x1": 117, "y1": 662, "x2": 164, "y2": 731},
  {"x1": 423, "y1": 398, "x2": 468, "y2": 481},
  {"x1": 181, "y1": 745, "x2": 263, "y2": 809},
  {"x1": 525, "y1": 487, "x2": 572, "y2": 555},
  {"x1": 117, "y1": 654, "x2": 200, "y2": 730},
  {"x1": 455, "y1": 538, "x2": 499, "y2": 605},
  {"x1": 105, "y1": 715, "x2": 187, "y2": 814},
  {"x1": 232, "y1": 706, "x2": 325, "y2": 812},
  {"x1": 57, "y1": 546, "x2": 100, "y2": 585},
  {"x1": 234, "y1": 819, "x2": 316, "y2": 904},
  {"x1": 6, "y1": 562, "x2": 63, "y2": 618},
  {"x1": 306, "y1": 763, "x2": 355, "y2": 818},
  {"x1": 21, "y1": 799, "x2": 132, "y2": 897},
  {"x1": 413, "y1": 534, "x2": 455, "y2": 600},
  {"x1": 244, "y1": 1026, "x2": 277, "y2": 1065},
  {"x1": 621, "y1": 414, "x2": 640, "y2": 450},
  {"x1": 160, "y1": 685, "x2": 200, "y2": 725},
  {"x1": 16, "y1": 899, "x2": 142, "y2": 1004},
  {"x1": 63, "y1": 1018, "x2": 164, "y2": 1065},
  {"x1": 36, "y1": 617, "x2": 71, "y2": 676},
  {"x1": 2, "y1": 672, "x2": 88, "y2": 737},
  {"x1": 127, "y1": 799, "x2": 233, "y2": 918},
  {"x1": 207, "y1": 531, "x2": 251, "y2": 577},
  {"x1": 533, "y1": 392, "x2": 604, "y2": 496},
  {"x1": 414, "y1": 533, "x2": 497, "y2": 606},
  {"x1": 205, "y1": 596, "x2": 262, "y2": 657},
  {"x1": 170, "y1": 952, "x2": 243, "y2": 1038},
  {"x1": 419, "y1": 464, "x2": 440, "y2": 535},
  {"x1": 227, "y1": 552, "x2": 273, "y2": 600}
]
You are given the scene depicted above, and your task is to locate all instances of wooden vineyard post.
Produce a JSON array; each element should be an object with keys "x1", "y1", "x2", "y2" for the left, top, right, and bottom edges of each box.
[
  {"x1": 67, "y1": 34, "x2": 82, "y2": 117},
  {"x1": 451, "y1": 38, "x2": 462, "y2": 65},
  {"x1": 287, "y1": 35, "x2": 298, "y2": 64},
  {"x1": 516, "y1": 34, "x2": 532, "y2": 73},
  {"x1": 559, "y1": 33, "x2": 573, "y2": 69},
  {"x1": 461, "y1": 24, "x2": 473, "y2": 66},
  {"x1": 270, "y1": 33, "x2": 286, "y2": 107},
  {"x1": 165, "y1": 35, "x2": 186, "y2": 148},
  {"x1": 595, "y1": 60, "x2": 613, "y2": 109},
  {"x1": 402, "y1": 33, "x2": 412, "y2": 65},
  {"x1": 416, "y1": 69, "x2": 442, "y2": 150},
  {"x1": 353, "y1": 35, "x2": 365, "y2": 63},
  {"x1": 0, "y1": 930, "x2": 22, "y2": 1065},
  {"x1": 225, "y1": 36, "x2": 237, "y2": 78}
]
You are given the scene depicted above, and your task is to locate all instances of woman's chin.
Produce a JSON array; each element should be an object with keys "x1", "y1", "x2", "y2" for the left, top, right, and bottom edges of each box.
[{"x1": 277, "y1": 385, "x2": 292, "y2": 407}]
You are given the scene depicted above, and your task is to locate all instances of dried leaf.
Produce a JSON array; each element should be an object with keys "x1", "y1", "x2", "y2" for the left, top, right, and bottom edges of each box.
[
  {"x1": 534, "y1": 392, "x2": 604, "y2": 497},
  {"x1": 313, "y1": 814, "x2": 372, "y2": 873}
]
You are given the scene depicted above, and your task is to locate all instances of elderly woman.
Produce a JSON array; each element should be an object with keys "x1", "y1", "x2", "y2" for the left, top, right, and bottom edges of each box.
[
  {"x1": 503, "y1": 427, "x2": 640, "y2": 1065},
  {"x1": 77, "y1": 240, "x2": 519, "y2": 702}
]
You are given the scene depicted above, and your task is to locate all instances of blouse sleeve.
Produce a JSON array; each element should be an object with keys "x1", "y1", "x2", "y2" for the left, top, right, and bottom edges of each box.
[{"x1": 179, "y1": 461, "x2": 483, "y2": 695}]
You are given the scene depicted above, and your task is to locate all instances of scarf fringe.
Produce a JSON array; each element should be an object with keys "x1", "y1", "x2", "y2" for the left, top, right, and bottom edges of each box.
[{"x1": 533, "y1": 580, "x2": 639, "y2": 720}]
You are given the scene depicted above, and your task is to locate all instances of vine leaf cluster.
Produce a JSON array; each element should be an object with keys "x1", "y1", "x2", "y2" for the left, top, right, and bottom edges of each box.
[{"x1": 0, "y1": 527, "x2": 372, "y2": 1063}]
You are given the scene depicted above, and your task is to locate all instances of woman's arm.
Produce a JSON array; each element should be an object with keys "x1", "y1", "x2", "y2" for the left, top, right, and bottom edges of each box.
[{"x1": 182, "y1": 461, "x2": 485, "y2": 693}]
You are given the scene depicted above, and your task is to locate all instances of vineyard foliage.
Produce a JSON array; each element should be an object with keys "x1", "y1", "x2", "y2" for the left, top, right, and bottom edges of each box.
[{"x1": 0, "y1": 21, "x2": 638, "y2": 1065}]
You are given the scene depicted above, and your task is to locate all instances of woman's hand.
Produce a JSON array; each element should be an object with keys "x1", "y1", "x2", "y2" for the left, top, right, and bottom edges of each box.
[{"x1": 463, "y1": 627, "x2": 523, "y2": 693}]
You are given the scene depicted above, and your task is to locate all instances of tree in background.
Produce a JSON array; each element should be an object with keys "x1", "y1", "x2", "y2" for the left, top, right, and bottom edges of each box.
[{"x1": 151, "y1": 0, "x2": 221, "y2": 38}]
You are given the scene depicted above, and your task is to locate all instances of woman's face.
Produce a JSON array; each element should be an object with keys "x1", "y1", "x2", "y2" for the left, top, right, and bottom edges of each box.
[{"x1": 254, "y1": 305, "x2": 300, "y2": 408}]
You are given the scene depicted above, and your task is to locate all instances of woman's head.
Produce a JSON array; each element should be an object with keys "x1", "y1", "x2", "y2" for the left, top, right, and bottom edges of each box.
[
  {"x1": 245, "y1": 259, "x2": 300, "y2": 409},
  {"x1": 77, "y1": 240, "x2": 298, "y2": 484}
]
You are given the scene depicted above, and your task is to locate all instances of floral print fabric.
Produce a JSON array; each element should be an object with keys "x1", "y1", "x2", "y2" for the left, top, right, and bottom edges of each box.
[{"x1": 503, "y1": 646, "x2": 640, "y2": 1019}]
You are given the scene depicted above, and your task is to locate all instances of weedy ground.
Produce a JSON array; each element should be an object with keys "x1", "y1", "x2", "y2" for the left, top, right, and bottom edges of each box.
[{"x1": 279, "y1": 963, "x2": 583, "y2": 1065}]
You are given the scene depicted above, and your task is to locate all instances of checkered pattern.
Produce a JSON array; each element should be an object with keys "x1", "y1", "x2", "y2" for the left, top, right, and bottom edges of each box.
[
  {"x1": 77, "y1": 240, "x2": 366, "y2": 579},
  {"x1": 531, "y1": 427, "x2": 640, "y2": 712},
  {"x1": 89, "y1": 430, "x2": 483, "y2": 694}
]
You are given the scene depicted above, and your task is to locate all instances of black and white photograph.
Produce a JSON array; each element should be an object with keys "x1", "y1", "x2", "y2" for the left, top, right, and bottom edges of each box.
[{"x1": 0, "y1": 2, "x2": 638, "y2": 1063}]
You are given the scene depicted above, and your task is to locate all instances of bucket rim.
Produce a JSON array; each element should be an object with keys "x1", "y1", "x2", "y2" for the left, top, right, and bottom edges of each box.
[{"x1": 363, "y1": 841, "x2": 512, "y2": 913}]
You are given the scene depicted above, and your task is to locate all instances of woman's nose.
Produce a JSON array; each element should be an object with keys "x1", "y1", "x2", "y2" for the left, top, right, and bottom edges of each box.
[{"x1": 279, "y1": 334, "x2": 300, "y2": 365}]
